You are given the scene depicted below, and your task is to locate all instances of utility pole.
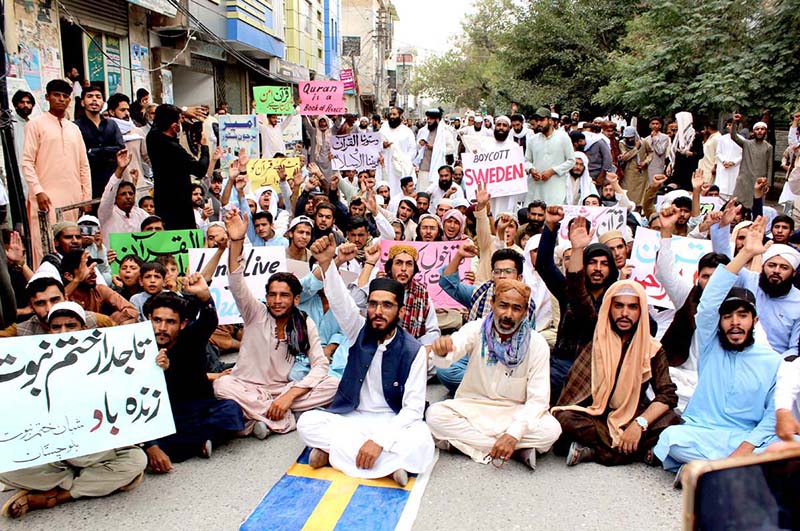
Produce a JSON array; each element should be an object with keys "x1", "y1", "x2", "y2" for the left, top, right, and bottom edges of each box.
[
  {"x1": 375, "y1": 4, "x2": 386, "y2": 113},
  {"x1": 0, "y1": 0, "x2": 32, "y2": 262}
]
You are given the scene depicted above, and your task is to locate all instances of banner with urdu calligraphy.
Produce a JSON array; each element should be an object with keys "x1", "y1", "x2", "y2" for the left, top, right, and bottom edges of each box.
[
  {"x1": 109, "y1": 229, "x2": 204, "y2": 275},
  {"x1": 253, "y1": 86, "x2": 295, "y2": 115},
  {"x1": 330, "y1": 132, "x2": 383, "y2": 171},
  {"x1": 378, "y1": 240, "x2": 470, "y2": 310},
  {"x1": 0, "y1": 322, "x2": 175, "y2": 473}
]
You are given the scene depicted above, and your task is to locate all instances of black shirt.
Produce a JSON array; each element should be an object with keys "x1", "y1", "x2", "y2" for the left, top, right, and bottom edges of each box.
[{"x1": 75, "y1": 116, "x2": 125, "y2": 198}]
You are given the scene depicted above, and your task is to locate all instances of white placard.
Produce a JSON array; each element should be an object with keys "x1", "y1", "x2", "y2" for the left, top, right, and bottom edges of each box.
[
  {"x1": 630, "y1": 227, "x2": 713, "y2": 308},
  {"x1": 188, "y1": 247, "x2": 288, "y2": 325},
  {"x1": 330, "y1": 132, "x2": 382, "y2": 171},
  {"x1": 462, "y1": 145, "x2": 527, "y2": 200},
  {"x1": 557, "y1": 205, "x2": 628, "y2": 241},
  {"x1": 0, "y1": 323, "x2": 174, "y2": 473}
]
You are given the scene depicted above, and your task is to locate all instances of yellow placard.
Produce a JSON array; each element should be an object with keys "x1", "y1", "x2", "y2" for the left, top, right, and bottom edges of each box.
[{"x1": 246, "y1": 157, "x2": 301, "y2": 190}]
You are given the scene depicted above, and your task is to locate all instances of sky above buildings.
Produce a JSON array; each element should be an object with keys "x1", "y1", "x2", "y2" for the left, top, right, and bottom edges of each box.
[{"x1": 392, "y1": 0, "x2": 471, "y2": 57}]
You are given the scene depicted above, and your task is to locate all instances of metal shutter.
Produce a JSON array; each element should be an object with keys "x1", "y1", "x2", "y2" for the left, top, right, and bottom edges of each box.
[{"x1": 59, "y1": 0, "x2": 129, "y2": 36}]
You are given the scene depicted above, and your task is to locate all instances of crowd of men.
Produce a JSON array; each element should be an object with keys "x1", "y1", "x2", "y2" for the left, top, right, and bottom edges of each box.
[{"x1": 0, "y1": 77, "x2": 799, "y2": 520}]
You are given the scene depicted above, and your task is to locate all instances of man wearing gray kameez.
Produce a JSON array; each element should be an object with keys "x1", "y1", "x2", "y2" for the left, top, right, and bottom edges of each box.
[{"x1": 730, "y1": 114, "x2": 772, "y2": 208}]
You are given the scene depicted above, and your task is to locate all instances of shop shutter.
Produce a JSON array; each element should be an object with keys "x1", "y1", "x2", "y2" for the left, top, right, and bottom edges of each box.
[{"x1": 59, "y1": 0, "x2": 129, "y2": 36}]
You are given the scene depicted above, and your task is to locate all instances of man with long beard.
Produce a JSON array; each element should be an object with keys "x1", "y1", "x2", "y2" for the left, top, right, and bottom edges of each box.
[
  {"x1": 711, "y1": 215, "x2": 800, "y2": 358},
  {"x1": 525, "y1": 107, "x2": 575, "y2": 206},
  {"x1": 654, "y1": 216, "x2": 783, "y2": 484},
  {"x1": 415, "y1": 109, "x2": 455, "y2": 191},
  {"x1": 425, "y1": 164, "x2": 465, "y2": 212},
  {"x1": 731, "y1": 113, "x2": 773, "y2": 208},
  {"x1": 477, "y1": 115, "x2": 526, "y2": 215},
  {"x1": 212, "y1": 209, "x2": 339, "y2": 439},
  {"x1": 379, "y1": 106, "x2": 417, "y2": 193},
  {"x1": 298, "y1": 235, "x2": 435, "y2": 487}
]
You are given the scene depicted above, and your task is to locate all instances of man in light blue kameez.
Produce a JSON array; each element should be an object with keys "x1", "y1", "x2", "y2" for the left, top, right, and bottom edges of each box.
[{"x1": 655, "y1": 216, "x2": 783, "y2": 482}]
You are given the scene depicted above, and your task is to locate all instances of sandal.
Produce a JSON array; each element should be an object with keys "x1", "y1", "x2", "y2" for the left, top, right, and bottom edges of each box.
[{"x1": 1, "y1": 490, "x2": 30, "y2": 519}]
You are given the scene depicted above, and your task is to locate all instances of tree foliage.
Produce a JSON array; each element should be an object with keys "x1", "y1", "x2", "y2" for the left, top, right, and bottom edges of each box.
[{"x1": 412, "y1": 0, "x2": 800, "y2": 118}]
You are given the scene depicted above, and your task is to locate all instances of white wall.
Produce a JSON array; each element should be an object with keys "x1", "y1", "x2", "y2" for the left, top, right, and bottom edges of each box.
[{"x1": 171, "y1": 68, "x2": 215, "y2": 107}]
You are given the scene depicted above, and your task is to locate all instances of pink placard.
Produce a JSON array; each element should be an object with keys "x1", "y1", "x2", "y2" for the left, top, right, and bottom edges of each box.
[
  {"x1": 299, "y1": 80, "x2": 346, "y2": 115},
  {"x1": 378, "y1": 240, "x2": 470, "y2": 310},
  {"x1": 340, "y1": 69, "x2": 355, "y2": 91}
]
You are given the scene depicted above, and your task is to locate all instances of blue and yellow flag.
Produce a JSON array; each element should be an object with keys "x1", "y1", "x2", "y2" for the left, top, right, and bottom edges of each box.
[{"x1": 241, "y1": 448, "x2": 419, "y2": 531}]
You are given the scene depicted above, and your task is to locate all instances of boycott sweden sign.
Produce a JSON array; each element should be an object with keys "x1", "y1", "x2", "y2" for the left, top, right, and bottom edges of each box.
[{"x1": 462, "y1": 145, "x2": 527, "y2": 200}]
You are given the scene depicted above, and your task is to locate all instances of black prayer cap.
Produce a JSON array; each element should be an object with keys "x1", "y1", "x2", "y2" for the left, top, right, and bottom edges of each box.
[
  {"x1": 720, "y1": 287, "x2": 757, "y2": 317},
  {"x1": 369, "y1": 278, "x2": 406, "y2": 305}
]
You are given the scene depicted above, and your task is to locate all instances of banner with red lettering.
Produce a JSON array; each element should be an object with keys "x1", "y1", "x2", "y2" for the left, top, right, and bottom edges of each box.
[
  {"x1": 299, "y1": 81, "x2": 346, "y2": 115},
  {"x1": 462, "y1": 145, "x2": 527, "y2": 200}
]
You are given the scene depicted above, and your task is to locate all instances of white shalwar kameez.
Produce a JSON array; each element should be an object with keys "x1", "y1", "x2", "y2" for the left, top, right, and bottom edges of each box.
[
  {"x1": 297, "y1": 264, "x2": 435, "y2": 478},
  {"x1": 379, "y1": 122, "x2": 417, "y2": 193}
]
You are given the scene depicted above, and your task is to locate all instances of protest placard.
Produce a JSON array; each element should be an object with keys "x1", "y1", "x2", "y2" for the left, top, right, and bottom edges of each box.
[
  {"x1": 188, "y1": 247, "x2": 287, "y2": 325},
  {"x1": 110, "y1": 229, "x2": 203, "y2": 275},
  {"x1": 340, "y1": 68, "x2": 355, "y2": 92},
  {"x1": 462, "y1": 145, "x2": 527, "y2": 200},
  {"x1": 219, "y1": 115, "x2": 259, "y2": 165},
  {"x1": 629, "y1": 227, "x2": 713, "y2": 308},
  {"x1": 281, "y1": 114, "x2": 303, "y2": 147},
  {"x1": 0, "y1": 322, "x2": 175, "y2": 473},
  {"x1": 253, "y1": 85, "x2": 295, "y2": 115},
  {"x1": 299, "y1": 81, "x2": 346, "y2": 115},
  {"x1": 656, "y1": 193, "x2": 724, "y2": 216},
  {"x1": 378, "y1": 240, "x2": 470, "y2": 309},
  {"x1": 247, "y1": 157, "x2": 301, "y2": 190},
  {"x1": 557, "y1": 205, "x2": 627, "y2": 241},
  {"x1": 330, "y1": 132, "x2": 382, "y2": 171}
]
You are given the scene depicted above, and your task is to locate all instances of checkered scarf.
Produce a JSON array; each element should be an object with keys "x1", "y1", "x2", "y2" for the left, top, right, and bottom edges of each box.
[{"x1": 401, "y1": 278, "x2": 428, "y2": 338}]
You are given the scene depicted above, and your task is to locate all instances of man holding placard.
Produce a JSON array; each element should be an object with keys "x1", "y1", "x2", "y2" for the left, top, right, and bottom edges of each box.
[{"x1": 0, "y1": 303, "x2": 152, "y2": 519}]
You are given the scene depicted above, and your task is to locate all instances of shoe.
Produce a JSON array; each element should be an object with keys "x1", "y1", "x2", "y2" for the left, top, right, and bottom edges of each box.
[
  {"x1": 673, "y1": 465, "x2": 684, "y2": 490},
  {"x1": 201, "y1": 440, "x2": 213, "y2": 459},
  {"x1": 308, "y1": 448, "x2": 329, "y2": 469},
  {"x1": 565, "y1": 442, "x2": 595, "y2": 467},
  {"x1": 253, "y1": 421, "x2": 270, "y2": 440},
  {"x1": 434, "y1": 438, "x2": 452, "y2": 452},
  {"x1": 119, "y1": 471, "x2": 144, "y2": 492},
  {"x1": 515, "y1": 448, "x2": 536, "y2": 471},
  {"x1": 391, "y1": 469, "x2": 409, "y2": 487}
]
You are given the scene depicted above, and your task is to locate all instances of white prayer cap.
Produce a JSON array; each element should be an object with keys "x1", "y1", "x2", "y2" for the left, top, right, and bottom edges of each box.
[
  {"x1": 753, "y1": 121, "x2": 768, "y2": 130},
  {"x1": 26, "y1": 269, "x2": 64, "y2": 288},
  {"x1": 762, "y1": 244, "x2": 800, "y2": 270},
  {"x1": 465, "y1": 111, "x2": 475, "y2": 119},
  {"x1": 47, "y1": 301, "x2": 86, "y2": 325},
  {"x1": 656, "y1": 189, "x2": 692, "y2": 212},
  {"x1": 77, "y1": 214, "x2": 100, "y2": 226},
  {"x1": 550, "y1": 112, "x2": 560, "y2": 119},
  {"x1": 495, "y1": 115, "x2": 511, "y2": 126},
  {"x1": 204, "y1": 221, "x2": 226, "y2": 236},
  {"x1": 452, "y1": 197, "x2": 470, "y2": 209},
  {"x1": 613, "y1": 285, "x2": 639, "y2": 298}
]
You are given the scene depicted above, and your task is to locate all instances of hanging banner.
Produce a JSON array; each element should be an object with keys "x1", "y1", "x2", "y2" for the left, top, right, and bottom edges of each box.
[
  {"x1": 253, "y1": 86, "x2": 295, "y2": 115},
  {"x1": 629, "y1": 227, "x2": 713, "y2": 308},
  {"x1": 330, "y1": 132, "x2": 382, "y2": 171},
  {"x1": 299, "y1": 81, "x2": 346, "y2": 115},
  {"x1": 247, "y1": 157, "x2": 302, "y2": 190},
  {"x1": 462, "y1": 145, "x2": 527, "y2": 200},
  {"x1": 188, "y1": 247, "x2": 288, "y2": 325},
  {"x1": 378, "y1": 240, "x2": 470, "y2": 310},
  {"x1": 109, "y1": 229, "x2": 204, "y2": 275},
  {"x1": 0, "y1": 322, "x2": 175, "y2": 473},
  {"x1": 219, "y1": 115, "x2": 259, "y2": 164},
  {"x1": 340, "y1": 69, "x2": 355, "y2": 93}
]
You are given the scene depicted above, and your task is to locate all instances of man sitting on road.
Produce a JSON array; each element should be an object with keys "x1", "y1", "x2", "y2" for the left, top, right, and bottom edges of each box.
[{"x1": 426, "y1": 279, "x2": 561, "y2": 470}]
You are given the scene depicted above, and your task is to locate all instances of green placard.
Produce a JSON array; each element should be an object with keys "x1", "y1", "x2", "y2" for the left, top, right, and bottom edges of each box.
[
  {"x1": 253, "y1": 85, "x2": 295, "y2": 115},
  {"x1": 109, "y1": 230, "x2": 204, "y2": 275}
]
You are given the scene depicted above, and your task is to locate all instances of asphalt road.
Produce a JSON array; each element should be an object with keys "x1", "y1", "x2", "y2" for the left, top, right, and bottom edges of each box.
[{"x1": 0, "y1": 385, "x2": 682, "y2": 531}]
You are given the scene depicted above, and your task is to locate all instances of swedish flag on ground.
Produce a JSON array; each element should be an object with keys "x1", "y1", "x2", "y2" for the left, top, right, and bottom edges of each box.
[{"x1": 240, "y1": 448, "x2": 436, "y2": 531}]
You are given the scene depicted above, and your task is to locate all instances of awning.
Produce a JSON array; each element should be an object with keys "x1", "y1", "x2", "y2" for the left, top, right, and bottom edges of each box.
[{"x1": 127, "y1": 0, "x2": 177, "y2": 17}]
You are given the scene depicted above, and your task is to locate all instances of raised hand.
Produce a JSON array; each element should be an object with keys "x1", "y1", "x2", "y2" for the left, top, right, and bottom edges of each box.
[
  {"x1": 212, "y1": 146, "x2": 223, "y2": 161},
  {"x1": 224, "y1": 207, "x2": 248, "y2": 241},
  {"x1": 336, "y1": 242, "x2": 359, "y2": 264},
  {"x1": 545, "y1": 205, "x2": 564, "y2": 232},
  {"x1": 651, "y1": 173, "x2": 667, "y2": 190},
  {"x1": 5, "y1": 231, "x2": 25, "y2": 266},
  {"x1": 742, "y1": 215, "x2": 771, "y2": 257},
  {"x1": 183, "y1": 272, "x2": 211, "y2": 301},
  {"x1": 754, "y1": 176, "x2": 769, "y2": 199},
  {"x1": 457, "y1": 240, "x2": 479, "y2": 259},
  {"x1": 309, "y1": 234, "x2": 338, "y2": 270},
  {"x1": 475, "y1": 180, "x2": 491, "y2": 212},
  {"x1": 115, "y1": 148, "x2": 131, "y2": 170},
  {"x1": 605, "y1": 172, "x2": 619, "y2": 185},
  {"x1": 658, "y1": 205, "x2": 680, "y2": 234},
  {"x1": 156, "y1": 348, "x2": 170, "y2": 370},
  {"x1": 691, "y1": 169, "x2": 705, "y2": 191},
  {"x1": 364, "y1": 242, "x2": 382, "y2": 265},
  {"x1": 431, "y1": 336, "x2": 454, "y2": 357},
  {"x1": 719, "y1": 197, "x2": 741, "y2": 227},
  {"x1": 568, "y1": 216, "x2": 595, "y2": 249}
]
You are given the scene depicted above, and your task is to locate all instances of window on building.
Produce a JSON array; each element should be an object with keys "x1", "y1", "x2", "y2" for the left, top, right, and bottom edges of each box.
[
  {"x1": 317, "y1": 29, "x2": 322, "y2": 41},
  {"x1": 318, "y1": 48, "x2": 323, "y2": 60}
]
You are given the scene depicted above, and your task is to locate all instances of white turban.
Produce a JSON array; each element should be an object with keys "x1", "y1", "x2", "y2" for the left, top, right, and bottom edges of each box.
[
  {"x1": 753, "y1": 121, "x2": 768, "y2": 130},
  {"x1": 495, "y1": 115, "x2": 511, "y2": 126},
  {"x1": 763, "y1": 244, "x2": 800, "y2": 270}
]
